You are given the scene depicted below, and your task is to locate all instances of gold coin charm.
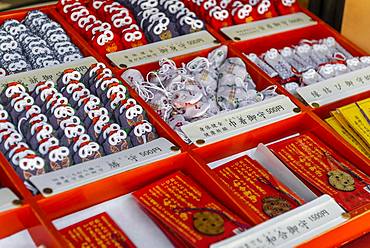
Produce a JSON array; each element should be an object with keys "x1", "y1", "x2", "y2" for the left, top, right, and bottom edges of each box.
[
  {"x1": 193, "y1": 211, "x2": 225, "y2": 236},
  {"x1": 328, "y1": 170, "x2": 356, "y2": 192},
  {"x1": 262, "y1": 197, "x2": 292, "y2": 218}
]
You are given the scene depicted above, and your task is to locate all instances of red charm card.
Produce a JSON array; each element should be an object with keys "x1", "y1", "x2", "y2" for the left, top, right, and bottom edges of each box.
[
  {"x1": 60, "y1": 212, "x2": 136, "y2": 248},
  {"x1": 269, "y1": 132, "x2": 370, "y2": 211},
  {"x1": 214, "y1": 155, "x2": 303, "y2": 221},
  {"x1": 133, "y1": 172, "x2": 249, "y2": 248}
]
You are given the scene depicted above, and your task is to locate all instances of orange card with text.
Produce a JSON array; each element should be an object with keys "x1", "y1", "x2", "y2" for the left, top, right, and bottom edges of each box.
[
  {"x1": 269, "y1": 132, "x2": 370, "y2": 211},
  {"x1": 60, "y1": 212, "x2": 136, "y2": 248},
  {"x1": 214, "y1": 155, "x2": 303, "y2": 221}
]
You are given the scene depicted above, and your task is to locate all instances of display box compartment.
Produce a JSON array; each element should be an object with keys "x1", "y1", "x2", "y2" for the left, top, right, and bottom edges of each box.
[
  {"x1": 0, "y1": 204, "x2": 63, "y2": 247},
  {"x1": 193, "y1": 112, "x2": 370, "y2": 178},
  {"x1": 0, "y1": 6, "x2": 109, "y2": 70},
  {"x1": 311, "y1": 94, "x2": 370, "y2": 163},
  {"x1": 0, "y1": 60, "x2": 183, "y2": 200},
  {"x1": 38, "y1": 153, "x2": 261, "y2": 246},
  {"x1": 117, "y1": 44, "x2": 303, "y2": 149},
  {"x1": 230, "y1": 23, "x2": 369, "y2": 108},
  {"x1": 0, "y1": 3, "x2": 368, "y2": 248},
  {"x1": 51, "y1": 0, "x2": 222, "y2": 68},
  {"x1": 197, "y1": 115, "x2": 370, "y2": 247}
]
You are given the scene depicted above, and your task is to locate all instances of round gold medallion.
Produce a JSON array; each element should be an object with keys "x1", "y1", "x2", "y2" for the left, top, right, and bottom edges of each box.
[
  {"x1": 328, "y1": 170, "x2": 355, "y2": 192},
  {"x1": 193, "y1": 211, "x2": 225, "y2": 236},
  {"x1": 262, "y1": 197, "x2": 292, "y2": 218}
]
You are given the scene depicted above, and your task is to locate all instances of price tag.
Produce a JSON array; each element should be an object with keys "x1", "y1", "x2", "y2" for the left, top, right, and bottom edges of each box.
[
  {"x1": 0, "y1": 57, "x2": 97, "y2": 91},
  {"x1": 30, "y1": 138, "x2": 180, "y2": 197},
  {"x1": 211, "y1": 195, "x2": 346, "y2": 248},
  {"x1": 221, "y1": 12, "x2": 317, "y2": 41},
  {"x1": 181, "y1": 95, "x2": 299, "y2": 147},
  {"x1": 296, "y1": 66, "x2": 370, "y2": 107},
  {"x1": 107, "y1": 31, "x2": 219, "y2": 68},
  {"x1": 0, "y1": 188, "x2": 20, "y2": 212}
]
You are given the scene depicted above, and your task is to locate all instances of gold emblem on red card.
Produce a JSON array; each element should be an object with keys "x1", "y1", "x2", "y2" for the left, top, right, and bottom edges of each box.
[
  {"x1": 328, "y1": 170, "x2": 356, "y2": 192},
  {"x1": 193, "y1": 211, "x2": 225, "y2": 236},
  {"x1": 262, "y1": 197, "x2": 292, "y2": 218}
]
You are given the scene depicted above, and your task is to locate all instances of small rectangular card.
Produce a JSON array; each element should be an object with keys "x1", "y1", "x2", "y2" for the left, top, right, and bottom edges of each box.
[
  {"x1": 214, "y1": 155, "x2": 303, "y2": 221},
  {"x1": 338, "y1": 98, "x2": 370, "y2": 147},
  {"x1": 325, "y1": 116, "x2": 370, "y2": 158},
  {"x1": 60, "y1": 212, "x2": 136, "y2": 248},
  {"x1": 268, "y1": 133, "x2": 370, "y2": 211},
  {"x1": 133, "y1": 172, "x2": 249, "y2": 248}
]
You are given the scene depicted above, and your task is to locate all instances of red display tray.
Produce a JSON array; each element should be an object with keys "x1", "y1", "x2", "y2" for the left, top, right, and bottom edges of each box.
[{"x1": 0, "y1": 2, "x2": 368, "y2": 248}]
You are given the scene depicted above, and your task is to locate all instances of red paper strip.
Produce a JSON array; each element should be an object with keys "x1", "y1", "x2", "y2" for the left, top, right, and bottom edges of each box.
[{"x1": 60, "y1": 212, "x2": 136, "y2": 248}]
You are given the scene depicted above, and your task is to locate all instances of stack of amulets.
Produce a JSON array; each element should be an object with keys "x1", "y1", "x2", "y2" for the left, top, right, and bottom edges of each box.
[
  {"x1": 182, "y1": 0, "x2": 300, "y2": 29},
  {"x1": 122, "y1": 46, "x2": 279, "y2": 142},
  {"x1": 57, "y1": 0, "x2": 205, "y2": 54},
  {"x1": 246, "y1": 37, "x2": 370, "y2": 93},
  {"x1": 0, "y1": 63, "x2": 158, "y2": 183},
  {"x1": 0, "y1": 10, "x2": 83, "y2": 76}
]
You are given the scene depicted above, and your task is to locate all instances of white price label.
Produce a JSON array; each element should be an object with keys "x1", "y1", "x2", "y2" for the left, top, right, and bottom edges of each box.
[
  {"x1": 181, "y1": 96, "x2": 299, "y2": 146},
  {"x1": 107, "y1": 31, "x2": 219, "y2": 68},
  {"x1": 221, "y1": 12, "x2": 317, "y2": 41},
  {"x1": 297, "y1": 66, "x2": 370, "y2": 107},
  {"x1": 212, "y1": 195, "x2": 346, "y2": 248},
  {"x1": 0, "y1": 188, "x2": 20, "y2": 212},
  {"x1": 0, "y1": 57, "x2": 97, "y2": 91},
  {"x1": 30, "y1": 138, "x2": 180, "y2": 197}
]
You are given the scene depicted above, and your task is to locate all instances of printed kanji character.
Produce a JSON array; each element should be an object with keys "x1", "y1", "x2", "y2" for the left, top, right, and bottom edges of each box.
[
  {"x1": 345, "y1": 80, "x2": 354, "y2": 87},
  {"x1": 265, "y1": 234, "x2": 277, "y2": 245},
  {"x1": 257, "y1": 111, "x2": 266, "y2": 119},
  {"x1": 298, "y1": 220, "x2": 309, "y2": 230},
  {"x1": 322, "y1": 87, "x2": 332, "y2": 94},
  {"x1": 238, "y1": 116, "x2": 248, "y2": 125},
  {"x1": 228, "y1": 119, "x2": 237, "y2": 127},
  {"x1": 278, "y1": 230, "x2": 288, "y2": 240},
  {"x1": 246, "y1": 114, "x2": 257, "y2": 122},
  {"x1": 334, "y1": 83, "x2": 342, "y2": 91},
  {"x1": 126, "y1": 154, "x2": 138, "y2": 162},
  {"x1": 287, "y1": 225, "x2": 299, "y2": 235},
  {"x1": 310, "y1": 90, "x2": 321, "y2": 98}
]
